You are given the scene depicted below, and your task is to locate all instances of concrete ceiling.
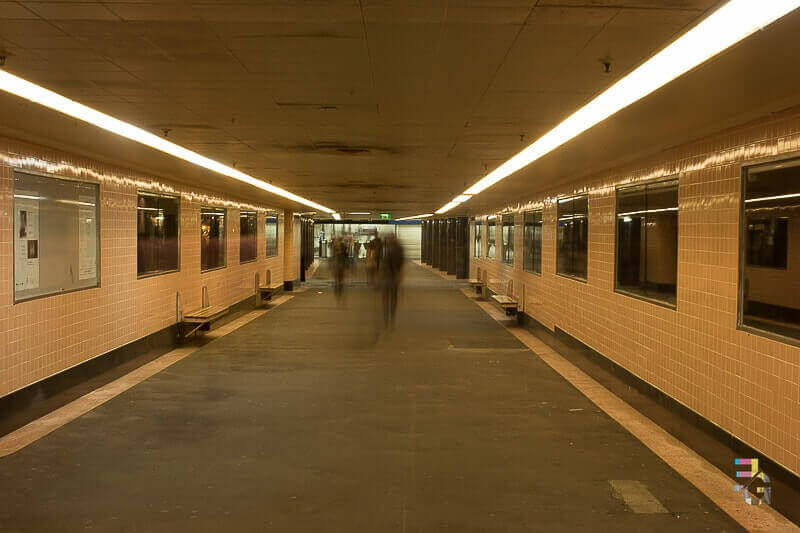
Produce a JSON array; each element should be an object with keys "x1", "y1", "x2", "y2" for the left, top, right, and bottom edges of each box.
[{"x1": 1, "y1": 0, "x2": 797, "y2": 217}]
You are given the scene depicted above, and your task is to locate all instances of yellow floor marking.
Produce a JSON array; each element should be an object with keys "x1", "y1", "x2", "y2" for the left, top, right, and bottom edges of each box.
[
  {"x1": 460, "y1": 287, "x2": 798, "y2": 532},
  {"x1": 0, "y1": 294, "x2": 293, "y2": 458},
  {"x1": 609, "y1": 480, "x2": 669, "y2": 514}
]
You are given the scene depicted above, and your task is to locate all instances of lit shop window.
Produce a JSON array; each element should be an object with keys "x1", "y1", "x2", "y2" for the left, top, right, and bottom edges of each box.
[
  {"x1": 137, "y1": 192, "x2": 179, "y2": 277},
  {"x1": 201, "y1": 207, "x2": 226, "y2": 271},
  {"x1": 239, "y1": 211, "x2": 257, "y2": 263},
  {"x1": 13, "y1": 171, "x2": 99, "y2": 302},
  {"x1": 502, "y1": 214, "x2": 514, "y2": 265},
  {"x1": 615, "y1": 179, "x2": 678, "y2": 306},
  {"x1": 556, "y1": 195, "x2": 588, "y2": 280},
  {"x1": 524, "y1": 210, "x2": 542, "y2": 275},
  {"x1": 741, "y1": 158, "x2": 800, "y2": 342}
]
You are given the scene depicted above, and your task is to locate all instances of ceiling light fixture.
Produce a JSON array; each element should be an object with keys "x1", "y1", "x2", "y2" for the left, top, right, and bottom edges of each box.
[
  {"x1": 396, "y1": 213, "x2": 434, "y2": 221},
  {"x1": 0, "y1": 70, "x2": 336, "y2": 214},
  {"x1": 616, "y1": 207, "x2": 679, "y2": 216},
  {"x1": 348, "y1": 212, "x2": 371, "y2": 215},
  {"x1": 332, "y1": 213, "x2": 342, "y2": 220},
  {"x1": 744, "y1": 193, "x2": 800, "y2": 203},
  {"x1": 436, "y1": 0, "x2": 800, "y2": 214}
]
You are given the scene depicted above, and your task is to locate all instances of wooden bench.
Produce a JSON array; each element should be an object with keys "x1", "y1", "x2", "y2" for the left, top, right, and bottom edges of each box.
[
  {"x1": 256, "y1": 268, "x2": 283, "y2": 307},
  {"x1": 468, "y1": 267, "x2": 484, "y2": 294},
  {"x1": 257, "y1": 282, "x2": 283, "y2": 305},
  {"x1": 180, "y1": 304, "x2": 229, "y2": 341},
  {"x1": 491, "y1": 279, "x2": 519, "y2": 315}
]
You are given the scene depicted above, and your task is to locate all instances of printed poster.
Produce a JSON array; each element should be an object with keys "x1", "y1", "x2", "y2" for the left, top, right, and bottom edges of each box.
[
  {"x1": 78, "y1": 195, "x2": 97, "y2": 280},
  {"x1": 14, "y1": 191, "x2": 40, "y2": 291}
]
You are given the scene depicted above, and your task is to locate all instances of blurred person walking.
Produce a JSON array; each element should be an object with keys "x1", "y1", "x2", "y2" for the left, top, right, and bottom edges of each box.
[
  {"x1": 380, "y1": 234, "x2": 404, "y2": 327},
  {"x1": 331, "y1": 235, "x2": 348, "y2": 303},
  {"x1": 366, "y1": 231, "x2": 383, "y2": 287}
]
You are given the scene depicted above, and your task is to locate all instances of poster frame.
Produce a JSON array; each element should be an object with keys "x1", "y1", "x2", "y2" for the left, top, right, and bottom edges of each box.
[{"x1": 12, "y1": 168, "x2": 101, "y2": 304}]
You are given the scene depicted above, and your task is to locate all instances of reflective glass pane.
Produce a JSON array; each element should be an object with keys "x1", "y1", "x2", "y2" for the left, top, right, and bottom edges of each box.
[
  {"x1": 265, "y1": 215, "x2": 279, "y2": 257},
  {"x1": 742, "y1": 161, "x2": 800, "y2": 340},
  {"x1": 487, "y1": 221, "x2": 496, "y2": 259},
  {"x1": 615, "y1": 180, "x2": 678, "y2": 305},
  {"x1": 201, "y1": 208, "x2": 226, "y2": 271},
  {"x1": 137, "y1": 192, "x2": 179, "y2": 276},
  {"x1": 524, "y1": 210, "x2": 542, "y2": 274},
  {"x1": 502, "y1": 215, "x2": 514, "y2": 265},
  {"x1": 239, "y1": 211, "x2": 257, "y2": 263},
  {"x1": 557, "y1": 196, "x2": 588, "y2": 279},
  {"x1": 13, "y1": 171, "x2": 100, "y2": 301}
]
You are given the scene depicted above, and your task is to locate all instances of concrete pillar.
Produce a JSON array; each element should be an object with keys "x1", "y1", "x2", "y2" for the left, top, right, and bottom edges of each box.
[
  {"x1": 431, "y1": 220, "x2": 440, "y2": 268},
  {"x1": 421, "y1": 221, "x2": 428, "y2": 264},
  {"x1": 447, "y1": 219, "x2": 457, "y2": 275},
  {"x1": 455, "y1": 217, "x2": 469, "y2": 279},
  {"x1": 282, "y1": 209, "x2": 298, "y2": 290},
  {"x1": 439, "y1": 219, "x2": 446, "y2": 269}
]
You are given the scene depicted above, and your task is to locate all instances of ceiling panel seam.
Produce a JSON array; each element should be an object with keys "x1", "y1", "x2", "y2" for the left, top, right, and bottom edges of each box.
[
  {"x1": 444, "y1": 0, "x2": 540, "y2": 161},
  {"x1": 357, "y1": 0, "x2": 378, "y2": 118}
]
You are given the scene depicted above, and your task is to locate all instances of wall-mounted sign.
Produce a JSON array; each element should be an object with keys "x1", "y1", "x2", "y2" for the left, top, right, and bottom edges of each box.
[
  {"x1": 379, "y1": 213, "x2": 391, "y2": 220},
  {"x1": 14, "y1": 191, "x2": 40, "y2": 291}
]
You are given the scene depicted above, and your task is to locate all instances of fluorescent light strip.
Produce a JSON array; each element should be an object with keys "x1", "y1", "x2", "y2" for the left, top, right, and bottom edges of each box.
[
  {"x1": 0, "y1": 70, "x2": 335, "y2": 214},
  {"x1": 558, "y1": 195, "x2": 585, "y2": 204},
  {"x1": 396, "y1": 213, "x2": 434, "y2": 221},
  {"x1": 745, "y1": 193, "x2": 800, "y2": 203},
  {"x1": 332, "y1": 213, "x2": 342, "y2": 220},
  {"x1": 348, "y1": 212, "x2": 371, "y2": 215},
  {"x1": 56, "y1": 199, "x2": 95, "y2": 207},
  {"x1": 617, "y1": 207, "x2": 678, "y2": 216},
  {"x1": 436, "y1": 0, "x2": 800, "y2": 213}
]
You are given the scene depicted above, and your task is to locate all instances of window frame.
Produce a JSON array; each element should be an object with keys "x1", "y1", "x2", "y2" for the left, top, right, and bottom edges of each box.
[
  {"x1": 200, "y1": 206, "x2": 227, "y2": 273},
  {"x1": 501, "y1": 214, "x2": 515, "y2": 265},
  {"x1": 265, "y1": 213, "x2": 279, "y2": 257},
  {"x1": 12, "y1": 168, "x2": 102, "y2": 303},
  {"x1": 136, "y1": 190, "x2": 181, "y2": 280},
  {"x1": 523, "y1": 209, "x2": 543, "y2": 275},
  {"x1": 613, "y1": 177, "x2": 679, "y2": 310},
  {"x1": 239, "y1": 210, "x2": 258, "y2": 264},
  {"x1": 556, "y1": 194, "x2": 589, "y2": 282},
  {"x1": 738, "y1": 152, "x2": 800, "y2": 347}
]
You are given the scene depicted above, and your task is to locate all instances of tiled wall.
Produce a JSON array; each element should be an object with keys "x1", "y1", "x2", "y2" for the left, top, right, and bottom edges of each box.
[
  {"x1": 470, "y1": 108, "x2": 800, "y2": 477},
  {"x1": 0, "y1": 135, "x2": 289, "y2": 399}
]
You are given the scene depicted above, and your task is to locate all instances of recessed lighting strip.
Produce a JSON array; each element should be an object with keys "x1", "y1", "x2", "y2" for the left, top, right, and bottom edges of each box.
[
  {"x1": 396, "y1": 213, "x2": 434, "y2": 221},
  {"x1": 617, "y1": 207, "x2": 678, "y2": 217},
  {"x1": 436, "y1": 0, "x2": 800, "y2": 214},
  {"x1": 0, "y1": 69, "x2": 335, "y2": 214},
  {"x1": 744, "y1": 193, "x2": 800, "y2": 203}
]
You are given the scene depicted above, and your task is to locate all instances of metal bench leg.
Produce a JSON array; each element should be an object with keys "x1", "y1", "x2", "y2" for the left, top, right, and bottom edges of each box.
[{"x1": 179, "y1": 322, "x2": 206, "y2": 342}]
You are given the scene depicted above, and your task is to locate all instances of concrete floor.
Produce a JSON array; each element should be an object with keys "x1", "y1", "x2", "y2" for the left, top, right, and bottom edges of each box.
[{"x1": 0, "y1": 262, "x2": 742, "y2": 532}]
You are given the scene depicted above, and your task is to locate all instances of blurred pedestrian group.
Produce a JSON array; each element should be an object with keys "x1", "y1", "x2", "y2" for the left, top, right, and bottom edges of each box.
[{"x1": 329, "y1": 230, "x2": 405, "y2": 327}]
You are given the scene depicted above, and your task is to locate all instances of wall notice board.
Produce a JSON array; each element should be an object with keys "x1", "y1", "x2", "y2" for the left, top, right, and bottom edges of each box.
[{"x1": 13, "y1": 170, "x2": 100, "y2": 303}]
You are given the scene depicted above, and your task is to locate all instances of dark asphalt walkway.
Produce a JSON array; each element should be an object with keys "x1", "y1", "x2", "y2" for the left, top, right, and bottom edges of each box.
[{"x1": 0, "y1": 261, "x2": 741, "y2": 532}]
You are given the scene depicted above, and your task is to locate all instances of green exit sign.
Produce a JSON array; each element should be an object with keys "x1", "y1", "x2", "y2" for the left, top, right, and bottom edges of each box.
[{"x1": 379, "y1": 213, "x2": 391, "y2": 220}]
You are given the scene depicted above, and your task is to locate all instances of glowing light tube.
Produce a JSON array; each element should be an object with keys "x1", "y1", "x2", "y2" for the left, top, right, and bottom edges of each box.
[
  {"x1": 0, "y1": 69, "x2": 335, "y2": 213},
  {"x1": 436, "y1": 0, "x2": 800, "y2": 213}
]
